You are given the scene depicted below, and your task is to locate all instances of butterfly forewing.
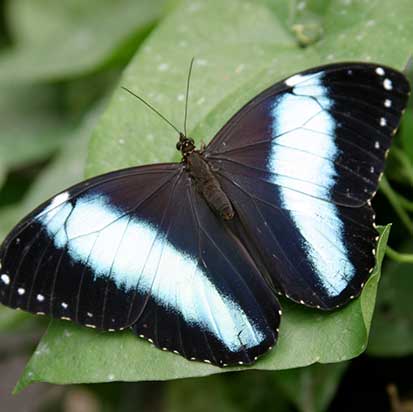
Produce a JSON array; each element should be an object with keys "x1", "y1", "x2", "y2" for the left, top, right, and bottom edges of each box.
[
  {"x1": 206, "y1": 64, "x2": 409, "y2": 206},
  {"x1": 0, "y1": 164, "x2": 181, "y2": 329},
  {"x1": 205, "y1": 63, "x2": 410, "y2": 309},
  {"x1": 0, "y1": 162, "x2": 280, "y2": 366}
]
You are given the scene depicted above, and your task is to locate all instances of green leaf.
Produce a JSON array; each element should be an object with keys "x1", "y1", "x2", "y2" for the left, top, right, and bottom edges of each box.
[
  {"x1": 379, "y1": 177, "x2": 413, "y2": 236},
  {"x1": 12, "y1": 0, "x2": 412, "y2": 389},
  {"x1": 165, "y1": 372, "x2": 292, "y2": 412},
  {"x1": 274, "y1": 362, "x2": 349, "y2": 412},
  {"x1": 262, "y1": 0, "x2": 328, "y2": 46},
  {"x1": 86, "y1": 0, "x2": 295, "y2": 176},
  {"x1": 13, "y1": 223, "x2": 389, "y2": 392},
  {"x1": 368, "y1": 244, "x2": 413, "y2": 357},
  {"x1": 315, "y1": 0, "x2": 413, "y2": 64},
  {"x1": 0, "y1": 102, "x2": 99, "y2": 241},
  {"x1": 0, "y1": 0, "x2": 167, "y2": 83},
  {"x1": 0, "y1": 160, "x2": 5, "y2": 190},
  {"x1": 87, "y1": 0, "x2": 413, "y2": 177},
  {"x1": 165, "y1": 362, "x2": 347, "y2": 412},
  {"x1": 0, "y1": 306, "x2": 31, "y2": 332},
  {"x1": 0, "y1": 84, "x2": 71, "y2": 171}
]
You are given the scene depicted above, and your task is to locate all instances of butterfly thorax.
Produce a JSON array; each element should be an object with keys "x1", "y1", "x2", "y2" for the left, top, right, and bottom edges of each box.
[{"x1": 185, "y1": 150, "x2": 235, "y2": 221}]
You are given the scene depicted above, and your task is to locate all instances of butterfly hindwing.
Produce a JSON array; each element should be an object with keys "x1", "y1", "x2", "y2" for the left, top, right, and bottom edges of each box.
[
  {"x1": 205, "y1": 63, "x2": 410, "y2": 309},
  {"x1": 131, "y1": 174, "x2": 280, "y2": 366},
  {"x1": 213, "y1": 167, "x2": 377, "y2": 308}
]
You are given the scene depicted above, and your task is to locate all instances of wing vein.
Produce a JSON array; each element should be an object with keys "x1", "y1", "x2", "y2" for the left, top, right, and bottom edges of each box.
[{"x1": 128, "y1": 171, "x2": 183, "y2": 326}]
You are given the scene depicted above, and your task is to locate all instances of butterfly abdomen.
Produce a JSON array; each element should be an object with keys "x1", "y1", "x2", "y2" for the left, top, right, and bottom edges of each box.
[{"x1": 186, "y1": 151, "x2": 234, "y2": 220}]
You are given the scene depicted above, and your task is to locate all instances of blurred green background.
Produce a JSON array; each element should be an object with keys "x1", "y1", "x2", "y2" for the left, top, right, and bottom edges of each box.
[{"x1": 0, "y1": 0, "x2": 412, "y2": 411}]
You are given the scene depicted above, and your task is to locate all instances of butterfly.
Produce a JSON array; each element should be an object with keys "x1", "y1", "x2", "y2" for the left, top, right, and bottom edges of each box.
[{"x1": 0, "y1": 62, "x2": 410, "y2": 367}]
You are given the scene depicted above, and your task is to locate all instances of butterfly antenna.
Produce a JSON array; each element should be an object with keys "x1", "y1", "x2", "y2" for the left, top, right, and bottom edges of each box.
[
  {"x1": 184, "y1": 57, "x2": 195, "y2": 137},
  {"x1": 121, "y1": 86, "x2": 181, "y2": 135}
]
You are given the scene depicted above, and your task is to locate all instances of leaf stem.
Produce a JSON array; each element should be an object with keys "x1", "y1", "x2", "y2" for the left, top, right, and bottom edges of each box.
[
  {"x1": 398, "y1": 194, "x2": 413, "y2": 212},
  {"x1": 391, "y1": 146, "x2": 413, "y2": 186},
  {"x1": 386, "y1": 246, "x2": 413, "y2": 264},
  {"x1": 379, "y1": 177, "x2": 413, "y2": 235}
]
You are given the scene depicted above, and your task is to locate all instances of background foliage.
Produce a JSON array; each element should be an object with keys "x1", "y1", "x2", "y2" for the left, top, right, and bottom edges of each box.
[{"x1": 0, "y1": 1, "x2": 412, "y2": 411}]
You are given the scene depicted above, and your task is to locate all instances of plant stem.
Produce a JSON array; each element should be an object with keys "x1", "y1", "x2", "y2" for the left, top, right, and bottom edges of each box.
[
  {"x1": 379, "y1": 177, "x2": 413, "y2": 235},
  {"x1": 397, "y1": 194, "x2": 413, "y2": 212},
  {"x1": 386, "y1": 246, "x2": 413, "y2": 264},
  {"x1": 391, "y1": 146, "x2": 413, "y2": 186}
]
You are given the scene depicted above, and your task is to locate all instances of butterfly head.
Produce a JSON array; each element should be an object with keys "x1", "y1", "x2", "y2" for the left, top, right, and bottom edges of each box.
[{"x1": 176, "y1": 132, "x2": 195, "y2": 158}]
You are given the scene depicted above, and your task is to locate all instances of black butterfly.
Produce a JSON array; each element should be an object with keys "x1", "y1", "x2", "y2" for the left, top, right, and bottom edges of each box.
[{"x1": 0, "y1": 62, "x2": 410, "y2": 367}]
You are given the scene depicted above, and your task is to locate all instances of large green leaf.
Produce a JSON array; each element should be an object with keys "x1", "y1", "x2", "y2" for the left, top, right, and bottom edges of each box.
[
  {"x1": 262, "y1": 0, "x2": 328, "y2": 47},
  {"x1": 0, "y1": 160, "x2": 5, "y2": 190},
  {"x1": 0, "y1": 84, "x2": 71, "y2": 172},
  {"x1": 0, "y1": 0, "x2": 166, "y2": 83},
  {"x1": 0, "y1": 103, "x2": 100, "y2": 241},
  {"x1": 13, "y1": 217, "x2": 389, "y2": 390},
  {"x1": 86, "y1": 0, "x2": 295, "y2": 176},
  {"x1": 165, "y1": 371, "x2": 293, "y2": 412},
  {"x1": 11, "y1": 0, "x2": 413, "y2": 390},
  {"x1": 0, "y1": 306, "x2": 31, "y2": 332}
]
